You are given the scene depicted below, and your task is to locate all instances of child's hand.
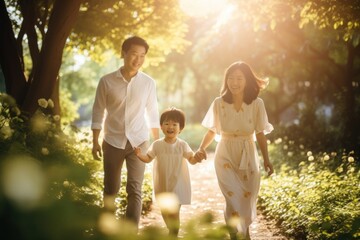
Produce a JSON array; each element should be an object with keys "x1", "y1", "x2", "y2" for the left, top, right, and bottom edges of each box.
[{"x1": 134, "y1": 147, "x2": 142, "y2": 156}]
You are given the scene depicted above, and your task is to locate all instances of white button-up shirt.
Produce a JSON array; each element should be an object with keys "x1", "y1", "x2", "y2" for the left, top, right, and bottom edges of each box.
[{"x1": 91, "y1": 68, "x2": 160, "y2": 149}]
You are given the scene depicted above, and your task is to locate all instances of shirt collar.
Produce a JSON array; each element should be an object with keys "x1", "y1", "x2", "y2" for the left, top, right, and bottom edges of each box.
[{"x1": 117, "y1": 67, "x2": 139, "y2": 83}]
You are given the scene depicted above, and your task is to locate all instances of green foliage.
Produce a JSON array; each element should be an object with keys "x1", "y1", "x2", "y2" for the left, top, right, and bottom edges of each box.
[
  {"x1": 259, "y1": 139, "x2": 360, "y2": 239},
  {"x1": 0, "y1": 93, "x2": 154, "y2": 239},
  {"x1": 60, "y1": 88, "x2": 80, "y2": 126},
  {"x1": 179, "y1": 123, "x2": 216, "y2": 152}
]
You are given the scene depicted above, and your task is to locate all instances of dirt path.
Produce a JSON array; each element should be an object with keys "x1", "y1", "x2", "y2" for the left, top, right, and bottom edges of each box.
[{"x1": 140, "y1": 153, "x2": 288, "y2": 239}]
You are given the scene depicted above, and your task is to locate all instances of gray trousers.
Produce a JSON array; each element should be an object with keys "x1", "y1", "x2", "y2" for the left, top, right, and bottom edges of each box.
[{"x1": 102, "y1": 140, "x2": 148, "y2": 226}]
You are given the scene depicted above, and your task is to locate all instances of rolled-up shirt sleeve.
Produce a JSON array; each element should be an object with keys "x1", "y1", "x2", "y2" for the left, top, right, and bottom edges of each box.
[
  {"x1": 91, "y1": 78, "x2": 106, "y2": 130},
  {"x1": 145, "y1": 80, "x2": 160, "y2": 129}
]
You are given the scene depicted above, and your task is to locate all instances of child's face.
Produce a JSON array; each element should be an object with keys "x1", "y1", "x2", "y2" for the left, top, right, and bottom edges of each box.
[{"x1": 161, "y1": 119, "x2": 181, "y2": 139}]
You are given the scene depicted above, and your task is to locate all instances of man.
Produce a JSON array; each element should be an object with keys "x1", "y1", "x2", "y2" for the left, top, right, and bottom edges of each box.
[{"x1": 91, "y1": 36, "x2": 160, "y2": 227}]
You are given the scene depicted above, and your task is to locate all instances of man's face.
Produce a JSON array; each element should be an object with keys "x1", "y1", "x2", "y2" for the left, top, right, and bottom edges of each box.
[{"x1": 122, "y1": 44, "x2": 146, "y2": 73}]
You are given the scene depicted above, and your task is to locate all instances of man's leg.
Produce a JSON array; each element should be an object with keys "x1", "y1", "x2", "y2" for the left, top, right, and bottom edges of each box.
[
  {"x1": 102, "y1": 141, "x2": 126, "y2": 212},
  {"x1": 124, "y1": 141, "x2": 148, "y2": 226}
]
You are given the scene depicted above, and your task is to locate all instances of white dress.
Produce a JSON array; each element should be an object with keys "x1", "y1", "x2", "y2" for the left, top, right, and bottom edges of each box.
[
  {"x1": 202, "y1": 97, "x2": 273, "y2": 234},
  {"x1": 147, "y1": 138, "x2": 194, "y2": 204}
]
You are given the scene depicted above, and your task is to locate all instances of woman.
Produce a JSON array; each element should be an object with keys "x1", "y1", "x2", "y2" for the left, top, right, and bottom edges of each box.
[{"x1": 196, "y1": 61, "x2": 274, "y2": 240}]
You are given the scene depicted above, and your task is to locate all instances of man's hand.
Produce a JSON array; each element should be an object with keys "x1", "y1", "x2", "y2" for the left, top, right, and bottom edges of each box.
[
  {"x1": 92, "y1": 142, "x2": 102, "y2": 160},
  {"x1": 134, "y1": 147, "x2": 142, "y2": 157}
]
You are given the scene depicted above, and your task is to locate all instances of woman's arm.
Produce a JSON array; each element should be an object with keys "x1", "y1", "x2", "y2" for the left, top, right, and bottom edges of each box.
[
  {"x1": 194, "y1": 130, "x2": 216, "y2": 160},
  {"x1": 255, "y1": 132, "x2": 274, "y2": 176},
  {"x1": 199, "y1": 130, "x2": 216, "y2": 151}
]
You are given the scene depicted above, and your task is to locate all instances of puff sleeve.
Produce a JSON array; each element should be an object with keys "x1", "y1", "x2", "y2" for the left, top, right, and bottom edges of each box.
[
  {"x1": 255, "y1": 98, "x2": 274, "y2": 135},
  {"x1": 201, "y1": 98, "x2": 221, "y2": 134}
]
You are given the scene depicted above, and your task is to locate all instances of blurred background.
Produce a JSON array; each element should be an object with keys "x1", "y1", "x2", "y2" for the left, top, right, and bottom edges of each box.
[
  {"x1": 1, "y1": 0, "x2": 359, "y2": 151},
  {"x1": 0, "y1": 0, "x2": 359, "y2": 239}
]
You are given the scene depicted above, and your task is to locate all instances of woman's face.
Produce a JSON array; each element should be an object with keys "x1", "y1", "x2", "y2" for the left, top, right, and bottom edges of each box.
[{"x1": 227, "y1": 69, "x2": 246, "y2": 96}]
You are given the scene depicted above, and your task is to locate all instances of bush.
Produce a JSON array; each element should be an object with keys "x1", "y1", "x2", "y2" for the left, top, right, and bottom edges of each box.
[
  {"x1": 259, "y1": 139, "x2": 360, "y2": 240},
  {"x1": 0, "y1": 93, "x2": 154, "y2": 239}
]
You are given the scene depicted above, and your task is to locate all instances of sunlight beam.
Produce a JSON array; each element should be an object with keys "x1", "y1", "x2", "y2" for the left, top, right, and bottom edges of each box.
[{"x1": 179, "y1": 0, "x2": 227, "y2": 18}]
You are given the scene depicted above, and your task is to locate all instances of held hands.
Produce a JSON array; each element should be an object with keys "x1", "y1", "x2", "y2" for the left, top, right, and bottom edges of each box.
[
  {"x1": 92, "y1": 142, "x2": 102, "y2": 161},
  {"x1": 194, "y1": 148, "x2": 207, "y2": 163},
  {"x1": 134, "y1": 147, "x2": 142, "y2": 157}
]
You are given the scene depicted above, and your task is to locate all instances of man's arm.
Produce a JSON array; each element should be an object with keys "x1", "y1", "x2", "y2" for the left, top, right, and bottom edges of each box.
[{"x1": 151, "y1": 128, "x2": 159, "y2": 141}]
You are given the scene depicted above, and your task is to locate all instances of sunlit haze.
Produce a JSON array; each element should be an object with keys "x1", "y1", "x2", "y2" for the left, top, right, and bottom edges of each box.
[{"x1": 179, "y1": 0, "x2": 229, "y2": 18}]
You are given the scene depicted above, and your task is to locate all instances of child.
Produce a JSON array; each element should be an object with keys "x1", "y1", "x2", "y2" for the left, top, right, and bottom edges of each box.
[{"x1": 134, "y1": 107, "x2": 205, "y2": 236}]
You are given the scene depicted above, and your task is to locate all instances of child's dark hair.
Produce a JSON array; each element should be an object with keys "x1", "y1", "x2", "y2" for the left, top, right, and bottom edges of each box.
[
  {"x1": 121, "y1": 36, "x2": 149, "y2": 54},
  {"x1": 160, "y1": 107, "x2": 186, "y2": 130}
]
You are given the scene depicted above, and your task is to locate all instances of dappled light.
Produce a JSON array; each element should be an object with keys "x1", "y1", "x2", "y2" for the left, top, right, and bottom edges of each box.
[
  {"x1": 156, "y1": 192, "x2": 180, "y2": 214},
  {"x1": 1, "y1": 0, "x2": 359, "y2": 239},
  {"x1": 179, "y1": 0, "x2": 226, "y2": 18}
]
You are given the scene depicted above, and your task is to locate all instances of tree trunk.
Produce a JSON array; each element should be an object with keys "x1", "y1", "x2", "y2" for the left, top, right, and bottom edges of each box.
[
  {"x1": 343, "y1": 42, "x2": 359, "y2": 150},
  {"x1": 22, "y1": 0, "x2": 82, "y2": 115},
  {"x1": 0, "y1": 0, "x2": 28, "y2": 105}
]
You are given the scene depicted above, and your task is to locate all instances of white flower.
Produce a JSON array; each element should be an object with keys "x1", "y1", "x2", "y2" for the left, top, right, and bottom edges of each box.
[
  {"x1": 53, "y1": 115, "x2": 60, "y2": 121},
  {"x1": 308, "y1": 156, "x2": 314, "y2": 161},
  {"x1": 37, "y1": 98, "x2": 48, "y2": 108},
  {"x1": 0, "y1": 124, "x2": 13, "y2": 139},
  {"x1": 47, "y1": 99, "x2": 54, "y2": 108},
  {"x1": 287, "y1": 152, "x2": 294, "y2": 157},
  {"x1": 307, "y1": 151, "x2": 312, "y2": 157},
  {"x1": 323, "y1": 155, "x2": 330, "y2": 161},
  {"x1": 348, "y1": 156, "x2": 354, "y2": 163},
  {"x1": 348, "y1": 167, "x2": 355, "y2": 173},
  {"x1": 63, "y1": 181, "x2": 70, "y2": 187},
  {"x1": 31, "y1": 114, "x2": 49, "y2": 133},
  {"x1": 41, "y1": 147, "x2": 49, "y2": 155}
]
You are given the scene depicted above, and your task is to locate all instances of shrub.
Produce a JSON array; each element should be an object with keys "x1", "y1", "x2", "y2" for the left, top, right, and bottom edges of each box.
[
  {"x1": 0, "y1": 93, "x2": 153, "y2": 239},
  {"x1": 259, "y1": 140, "x2": 360, "y2": 239}
]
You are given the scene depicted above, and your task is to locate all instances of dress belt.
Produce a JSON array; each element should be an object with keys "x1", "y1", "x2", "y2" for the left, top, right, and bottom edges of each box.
[{"x1": 220, "y1": 132, "x2": 255, "y2": 170}]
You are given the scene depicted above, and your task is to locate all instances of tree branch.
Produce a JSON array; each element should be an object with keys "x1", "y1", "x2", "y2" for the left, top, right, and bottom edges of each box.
[{"x1": 19, "y1": 0, "x2": 39, "y2": 81}]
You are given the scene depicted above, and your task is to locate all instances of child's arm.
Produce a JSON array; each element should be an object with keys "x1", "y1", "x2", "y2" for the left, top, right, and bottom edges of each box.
[{"x1": 134, "y1": 147, "x2": 153, "y2": 163}]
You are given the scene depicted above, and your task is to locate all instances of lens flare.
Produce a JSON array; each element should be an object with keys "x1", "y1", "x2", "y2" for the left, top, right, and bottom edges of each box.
[{"x1": 156, "y1": 192, "x2": 179, "y2": 214}]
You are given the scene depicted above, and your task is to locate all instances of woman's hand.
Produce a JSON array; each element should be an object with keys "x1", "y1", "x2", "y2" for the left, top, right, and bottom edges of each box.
[
  {"x1": 194, "y1": 148, "x2": 207, "y2": 162},
  {"x1": 264, "y1": 160, "x2": 274, "y2": 176}
]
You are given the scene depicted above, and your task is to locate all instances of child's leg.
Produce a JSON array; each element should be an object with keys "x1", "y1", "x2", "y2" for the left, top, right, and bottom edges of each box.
[{"x1": 161, "y1": 204, "x2": 181, "y2": 236}]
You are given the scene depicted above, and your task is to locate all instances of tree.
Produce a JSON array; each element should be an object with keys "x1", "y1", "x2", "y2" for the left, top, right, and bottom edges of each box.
[
  {"x1": 151, "y1": 0, "x2": 360, "y2": 150},
  {"x1": 0, "y1": 0, "x2": 188, "y2": 116}
]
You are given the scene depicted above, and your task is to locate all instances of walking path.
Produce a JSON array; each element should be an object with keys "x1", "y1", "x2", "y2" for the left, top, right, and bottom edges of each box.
[{"x1": 140, "y1": 153, "x2": 288, "y2": 239}]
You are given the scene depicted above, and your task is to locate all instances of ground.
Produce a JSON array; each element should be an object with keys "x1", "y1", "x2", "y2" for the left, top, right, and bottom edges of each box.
[{"x1": 139, "y1": 153, "x2": 288, "y2": 239}]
